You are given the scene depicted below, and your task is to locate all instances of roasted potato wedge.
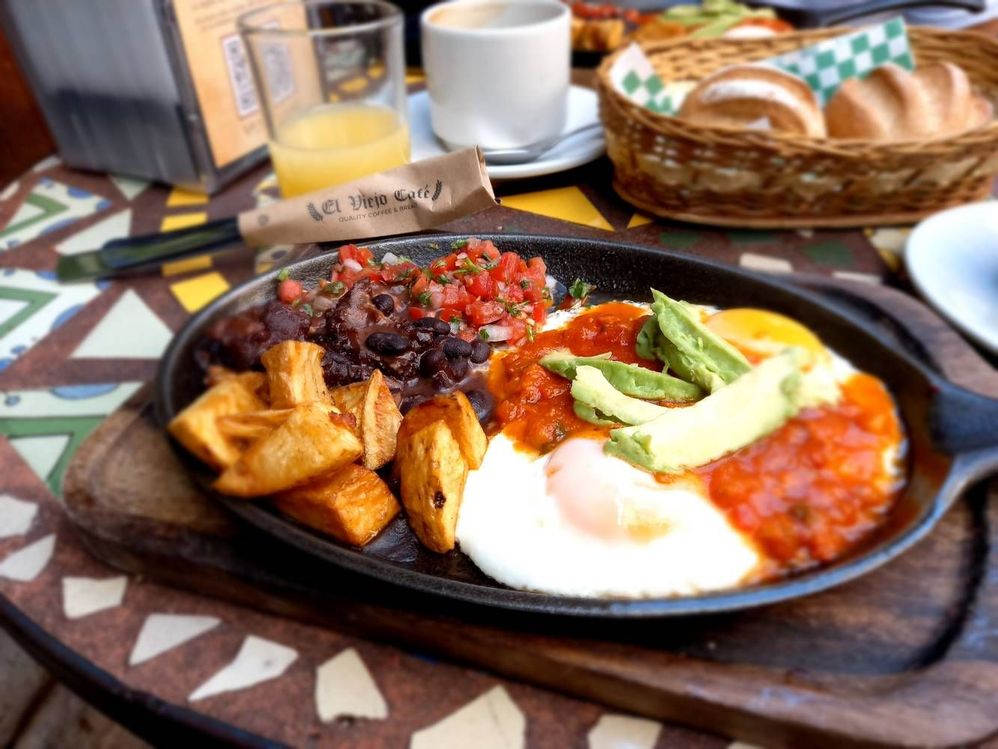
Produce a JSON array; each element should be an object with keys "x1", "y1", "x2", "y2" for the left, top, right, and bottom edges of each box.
[
  {"x1": 395, "y1": 391, "x2": 486, "y2": 470},
  {"x1": 328, "y1": 370, "x2": 402, "y2": 469},
  {"x1": 167, "y1": 372, "x2": 267, "y2": 470},
  {"x1": 397, "y1": 420, "x2": 469, "y2": 553},
  {"x1": 214, "y1": 402, "x2": 362, "y2": 497},
  {"x1": 261, "y1": 340, "x2": 331, "y2": 409},
  {"x1": 216, "y1": 408, "x2": 294, "y2": 442},
  {"x1": 275, "y1": 464, "x2": 400, "y2": 546}
]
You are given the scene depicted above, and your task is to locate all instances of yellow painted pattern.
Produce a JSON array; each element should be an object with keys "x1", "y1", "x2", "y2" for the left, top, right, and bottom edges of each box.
[
  {"x1": 501, "y1": 187, "x2": 612, "y2": 231},
  {"x1": 405, "y1": 70, "x2": 425, "y2": 85},
  {"x1": 160, "y1": 212, "x2": 208, "y2": 232},
  {"x1": 162, "y1": 255, "x2": 213, "y2": 277},
  {"x1": 170, "y1": 272, "x2": 230, "y2": 313},
  {"x1": 166, "y1": 188, "x2": 208, "y2": 207},
  {"x1": 627, "y1": 213, "x2": 654, "y2": 229},
  {"x1": 368, "y1": 62, "x2": 385, "y2": 79}
]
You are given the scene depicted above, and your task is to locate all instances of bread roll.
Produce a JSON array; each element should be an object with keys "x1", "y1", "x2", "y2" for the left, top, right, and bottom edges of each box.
[
  {"x1": 678, "y1": 64, "x2": 826, "y2": 137},
  {"x1": 825, "y1": 62, "x2": 993, "y2": 140}
]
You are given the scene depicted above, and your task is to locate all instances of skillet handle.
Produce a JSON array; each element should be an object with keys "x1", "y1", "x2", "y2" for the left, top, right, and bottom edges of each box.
[{"x1": 932, "y1": 384, "x2": 998, "y2": 461}]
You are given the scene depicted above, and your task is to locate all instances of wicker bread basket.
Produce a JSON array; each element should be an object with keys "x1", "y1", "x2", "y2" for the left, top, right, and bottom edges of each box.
[{"x1": 595, "y1": 27, "x2": 998, "y2": 228}]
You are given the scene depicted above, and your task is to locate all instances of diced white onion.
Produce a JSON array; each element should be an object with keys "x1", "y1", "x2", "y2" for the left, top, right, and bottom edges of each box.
[
  {"x1": 381, "y1": 252, "x2": 401, "y2": 265},
  {"x1": 429, "y1": 290, "x2": 444, "y2": 309},
  {"x1": 343, "y1": 258, "x2": 363, "y2": 272},
  {"x1": 480, "y1": 324, "x2": 512, "y2": 342},
  {"x1": 545, "y1": 274, "x2": 557, "y2": 290},
  {"x1": 312, "y1": 295, "x2": 335, "y2": 311}
]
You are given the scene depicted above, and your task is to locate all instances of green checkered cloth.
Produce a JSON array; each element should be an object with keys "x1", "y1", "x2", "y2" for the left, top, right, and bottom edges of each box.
[
  {"x1": 611, "y1": 45, "x2": 691, "y2": 115},
  {"x1": 767, "y1": 17, "x2": 915, "y2": 105},
  {"x1": 610, "y1": 18, "x2": 917, "y2": 115}
]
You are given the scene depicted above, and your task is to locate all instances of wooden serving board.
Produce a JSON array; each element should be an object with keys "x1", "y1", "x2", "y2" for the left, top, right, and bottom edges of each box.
[{"x1": 63, "y1": 278, "x2": 998, "y2": 749}]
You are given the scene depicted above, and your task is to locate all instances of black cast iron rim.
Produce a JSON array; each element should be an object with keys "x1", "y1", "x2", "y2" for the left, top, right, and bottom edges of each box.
[{"x1": 156, "y1": 234, "x2": 998, "y2": 618}]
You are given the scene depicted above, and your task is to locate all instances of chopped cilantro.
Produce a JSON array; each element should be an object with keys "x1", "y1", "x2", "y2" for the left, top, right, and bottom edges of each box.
[
  {"x1": 450, "y1": 238, "x2": 468, "y2": 250},
  {"x1": 300, "y1": 303, "x2": 314, "y2": 316},
  {"x1": 478, "y1": 328, "x2": 490, "y2": 340},
  {"x1": 455, "y1": 258, "x2": 482, "y2": 275},
  {"x1": 525, "y1": 323, "x2": 536, "y2": 342},
  {"x1": 417, "y1": 291, "x2": 432, "y2": 306},
  {"x1": 519, "y1": 278, "x2": 531, "y2": 290},
  {"x1": 569, "y1": 278, "x2": 594, "y2": 299},
  {"x1": 321, "y1": 280, "x2": 345, "y2": 297},
  {"x1": 277, "y1": 268, "x2": 290, "y2": 281},
  {"x1": 434, "y1": 274, "x2": 453, "y2": 285}
]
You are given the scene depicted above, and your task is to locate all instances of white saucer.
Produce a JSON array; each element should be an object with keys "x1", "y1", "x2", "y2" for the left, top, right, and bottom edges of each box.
[
  {"x1": 408, "y1": 85, "x2": 605, "y2": 180},
  {"x1": 905, "y1": 201, "x2": 998, "y2": 353}
]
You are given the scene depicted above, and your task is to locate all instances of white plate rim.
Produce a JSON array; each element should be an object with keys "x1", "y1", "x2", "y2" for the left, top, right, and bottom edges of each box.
[{"x1": 904, "y1": 200, "x2": 998, "y2": 354}]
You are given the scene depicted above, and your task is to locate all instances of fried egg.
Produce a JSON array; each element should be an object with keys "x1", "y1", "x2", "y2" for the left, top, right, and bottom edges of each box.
[
  {"x1": 456, "y1": 433, "x2": 763, "y2": 597},
  {"x1": 455, "y1": 301, "x2": 903, "y2": 598}
]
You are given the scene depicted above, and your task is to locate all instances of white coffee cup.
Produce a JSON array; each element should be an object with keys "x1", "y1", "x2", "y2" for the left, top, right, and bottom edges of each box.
[{"x1": 421, "y1": 0, "x2": 570, "y2": 151}]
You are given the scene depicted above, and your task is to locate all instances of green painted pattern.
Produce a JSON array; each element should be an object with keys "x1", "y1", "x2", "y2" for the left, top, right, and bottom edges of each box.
[
  {"x1": 0, "y1": 416, "x2": 104, "y2": 496},
  {"x1": 803, "y1": 241, "x2": 855, "y2": 268},
  {"x1": 0, "y1": 193, "x2": 67, "y2": 240},
  {"x1": 658, "y1": 231, "x2": 701, "y2": 250},
  {"x1": 0, "y1": 287, "x2": 57, "y2": 339}
]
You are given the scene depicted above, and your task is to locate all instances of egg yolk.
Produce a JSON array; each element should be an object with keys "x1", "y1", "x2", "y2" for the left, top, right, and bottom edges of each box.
[
  {"x1": 545, "y1": 439, "x2": 673, "y2": 542},
  {"x1": 706, "y1": 308, "x2": 825, "y2": 361}
]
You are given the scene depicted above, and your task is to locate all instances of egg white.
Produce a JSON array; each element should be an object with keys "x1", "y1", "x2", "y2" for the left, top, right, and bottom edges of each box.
[{"x1": 456, "y1": 433, "x2": 763, "y2": 598}]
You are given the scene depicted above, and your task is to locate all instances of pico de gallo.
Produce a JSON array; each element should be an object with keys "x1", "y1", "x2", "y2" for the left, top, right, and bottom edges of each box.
[{"x1": 276, "y1": 238, "x2": 554, "y2": 346}]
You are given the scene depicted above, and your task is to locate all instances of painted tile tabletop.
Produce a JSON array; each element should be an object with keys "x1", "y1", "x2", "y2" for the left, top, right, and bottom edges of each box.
[{"x1": 0, "y1": 142, "x2": 908, "y2": 747}]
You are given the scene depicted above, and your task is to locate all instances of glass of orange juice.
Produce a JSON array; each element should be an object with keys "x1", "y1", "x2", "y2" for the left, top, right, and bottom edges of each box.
[{"x1": 239, "y1": 1, "x2": 409, "y2": 198}]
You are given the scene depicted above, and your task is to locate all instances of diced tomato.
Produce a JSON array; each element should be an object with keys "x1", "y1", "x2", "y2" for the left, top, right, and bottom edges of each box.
[
  {"x1": 408, "y1": 306, "x2": 432, "y2": 320},
  {"x1": 466, "y1": 300, "x2": 504, "y2": 327},
  {"x1": 503, "y1": 284, "x2": 525, "y2": 304},
  {"x1": 523, "y1": 284, "x2": 545, "y2": 303},
  {"x1": 465, "y1": 271, "x2": 495, "y2": 298},
  {"x1": 438, "y1": 306, "x2": 464, "y2": 324},
  {"x1": 530, "y1": 302, "x2": 547, "y2": 323},
  {"x1": 440, "y1": 283, "x2": 471, "y2": 310},
  {"x1": 465, "y1": 238, "x2": 500, "y2": 263},
  {"x1": 506, "y1": 318, "x2": 528, "y2": 344},
  {"x1": 526, "y1": 257, "x2": 547, "y2": 285},
  {"x1": 277, "y1": 279, "x2": 302, "y2": 303},
  {"x1": 380, "y1": 261, "x2": 418, "y2": 284},
  {"x1": 490, "y1": 252, "x2": 521, "y2": 284},
  {"x1": 339, "y1": 244, "x2": 373, "y2": 266}
]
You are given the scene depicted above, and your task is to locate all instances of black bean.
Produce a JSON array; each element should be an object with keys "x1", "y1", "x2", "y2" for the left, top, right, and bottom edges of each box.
[
  {"x1": 470, "y1": 339, "x2": 491, "y2": 364},
  {"x1": 465, "y1": 389, "x2": 493, "y2": 423},
  {"x1": 365, "y1": 331, "x2": 408, "y2": 356},
  {"x1": 420, "y1": 349, "x2": 448, "y2": 377},
  {"x1": 413, "y1": 317, "x2": 451, "y2": 335},
  {"x1": 372, "y1": 294, "x2": 395, "y2": 315},
  {"x1": 447, "y1": 357, "x2": 469, "y2": 380},
  {"x1": 441, "y1": 336, "x2": 472, "y2": 359}
]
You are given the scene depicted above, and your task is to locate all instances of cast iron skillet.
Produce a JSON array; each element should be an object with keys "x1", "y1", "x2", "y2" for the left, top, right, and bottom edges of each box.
[{"x1": 155, "y1": 234, "x2": 998, "y2": 618}]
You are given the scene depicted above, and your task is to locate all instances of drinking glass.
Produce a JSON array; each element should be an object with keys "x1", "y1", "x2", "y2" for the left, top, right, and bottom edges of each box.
[{"x1": 240, "y1": 1, "x2": 408, "y2": 198}]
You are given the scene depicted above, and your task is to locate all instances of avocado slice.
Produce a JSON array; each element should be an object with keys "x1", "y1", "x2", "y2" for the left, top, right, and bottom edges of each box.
[
  {"x1": 605, "y1": 351, "x2": 803, "y2": 473},
  {"x1": 573, "y1": 401, "x2": 621, "y2": 427},
  {"x1": 649, "y1": 289, "x2": 751, "y2": 393},
  {"x1": 541, "y1": 349, "x2": 702, "y2": 402},
  {"x1": 570, "y1": 366, "x2": 670, "y2": 426}
]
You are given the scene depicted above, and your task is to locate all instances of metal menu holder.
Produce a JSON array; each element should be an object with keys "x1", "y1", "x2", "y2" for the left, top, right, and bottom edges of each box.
[{"x1": 1, "y1": 0, "x2": 274, "y2": 193}]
